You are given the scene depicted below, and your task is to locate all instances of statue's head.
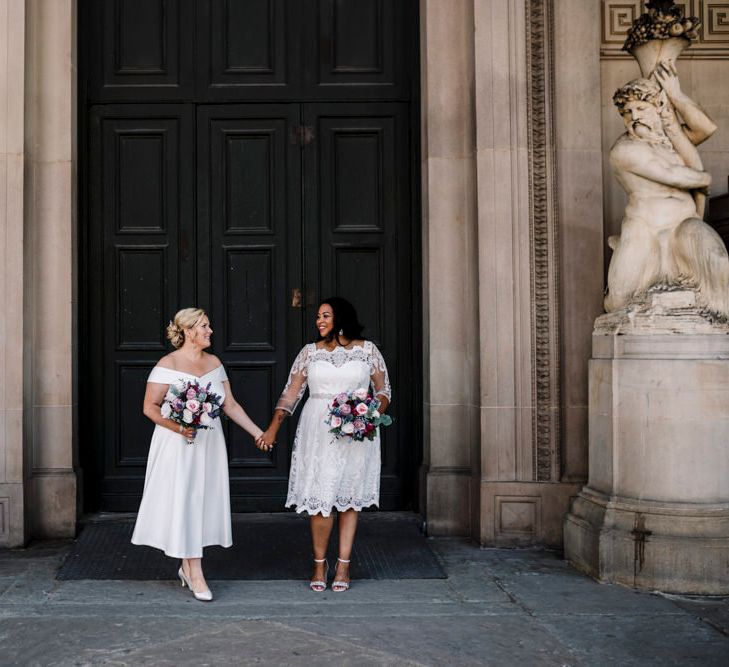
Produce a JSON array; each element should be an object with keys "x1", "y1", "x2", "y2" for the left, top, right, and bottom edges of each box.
[{"x1": 613, "y1": 78, "x2": 667, "y2": 141}]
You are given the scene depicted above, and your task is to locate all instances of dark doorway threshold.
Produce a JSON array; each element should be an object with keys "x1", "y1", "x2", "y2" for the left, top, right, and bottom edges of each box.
[{"x1": 56, "y1": 512, "x2": 445, "y2": 581}]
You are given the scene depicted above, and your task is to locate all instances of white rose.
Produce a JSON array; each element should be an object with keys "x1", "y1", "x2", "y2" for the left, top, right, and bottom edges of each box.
[
  {"x1": 354, "y1": 388, "x2": 369, "y2": 400},
  {"x1": 200, "y1": 412, "x2": 212, "y2": 427},
  {"x1": 160, "y1": 402, "x2": 172, "y2": 418},
  {"x1": 372, "y1": 410, "x2": 380, "y2": 419},
  {"x1": 341, "y1": 422, "x2": 355, "y2": 434},
  {"x1": 330, "y1": 415, "x2": 342, "y2": 428},
  {"x1": 182, "y1": 409, "x2": 194, "y2": 424}
]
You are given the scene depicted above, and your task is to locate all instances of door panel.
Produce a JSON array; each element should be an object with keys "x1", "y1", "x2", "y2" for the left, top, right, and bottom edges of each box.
[
  {"x1": 309, "y1": 0, "x2": 409, "y2": 100},
  {"x1": 87, "y1": 105, "x2": 195, "y2": 509},
  {"x1": 82, "y1": 0, "x2": 195, "y2": 102},
  {"x1": 303, "y1": 103, "x2": 412, "y2": 508},
  {"x1": 196, "y1": 0, "x2": 301, "y2": 101},
  {"x1": 196, "y1": 105, "x2": 303, "y2": 510}
]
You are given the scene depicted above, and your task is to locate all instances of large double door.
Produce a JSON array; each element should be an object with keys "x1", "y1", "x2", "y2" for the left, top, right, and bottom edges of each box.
[{"x1": 80, "y1": 0, "x2": 420, "y2": 512}]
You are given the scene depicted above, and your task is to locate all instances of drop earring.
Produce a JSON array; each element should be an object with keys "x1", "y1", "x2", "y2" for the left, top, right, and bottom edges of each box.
[{"x1": 338, "y1": 329, "x2": 344, "y2": 336}]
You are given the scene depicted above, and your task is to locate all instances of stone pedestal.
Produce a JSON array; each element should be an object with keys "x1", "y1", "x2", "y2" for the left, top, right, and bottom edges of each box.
[{"x1": 564, "y1": 291, "x2": 729, "y2": 594}]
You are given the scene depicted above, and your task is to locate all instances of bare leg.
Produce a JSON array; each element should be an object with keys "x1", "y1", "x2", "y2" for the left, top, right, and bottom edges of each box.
[
  {"x1": 183, "y1": 557, "x2": 209, "y2": 594},
  {"x1": 310, "y1": 514, "x2": 334, "y2": 586},
  {"x1": 333, "y1": 509, "x2": 359, "y2": 588}
]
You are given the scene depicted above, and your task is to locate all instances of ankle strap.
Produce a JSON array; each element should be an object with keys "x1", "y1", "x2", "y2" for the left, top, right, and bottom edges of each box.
[
  {"x1": 337, "y1": 558, "x2": 350, "y2": 563},
  {"x1": 313, "y1": 558, "x2": 327, "y2": 563}
]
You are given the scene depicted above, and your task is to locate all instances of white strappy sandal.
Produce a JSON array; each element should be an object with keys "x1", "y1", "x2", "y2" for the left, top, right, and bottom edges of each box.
[
  {"x1": 332, "y1": 558, "x2": 351, "y2": 592},
  {"x1": 309, "y1": 558, "x2": 329, "y2": 592}
]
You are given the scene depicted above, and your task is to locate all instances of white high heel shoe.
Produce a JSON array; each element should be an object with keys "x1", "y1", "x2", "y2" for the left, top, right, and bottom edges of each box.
[{"x1": 178, "y1": 567, "x2": 213, "y2": 602}]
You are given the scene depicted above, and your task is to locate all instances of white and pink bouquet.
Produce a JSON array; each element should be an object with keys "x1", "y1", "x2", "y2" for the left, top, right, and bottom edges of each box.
[
  {"x1": 161, "y1": 379, "x2": 224, "y2": 444},
  {"x1": 325, "y1": 388, "x2": 392, "y2": 442}
]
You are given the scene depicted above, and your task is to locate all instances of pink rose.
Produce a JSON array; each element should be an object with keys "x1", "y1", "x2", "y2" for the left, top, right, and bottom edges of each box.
[
  {"x1": 186, "y1": 388, "x2": 197, "y2": 400},
  {"x1": 172, "y1": 398, "x2": 185, "y2": 412},
  {"x1": 186, "y1": 399, "x2": 200, "y2": 413},
  {"x1": 354, "y1": 388, "x2": 369, "y2": 400},
  {"x1": 353, "y1": 419, "x2": 366, "y2": 432},
  {"x1": 330, "y1": 415, "x2": 342, "y2": 428},
  {"x1": 339, "y1": 404, "x2": 352, "y2": 416},
  {"x1": 202, "y1": 402, "x2": 213, "y2": 413},
  {"x1": 355, "y1": 403, "x2": 368, "y2": 416},
  {"x1": 336, "y1": 392, "x2": 349, "y2": 404}
]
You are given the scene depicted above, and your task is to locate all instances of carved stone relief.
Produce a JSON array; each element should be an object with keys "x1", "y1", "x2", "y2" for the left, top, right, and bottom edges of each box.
[
  {"x1": 602, "y1": 1, "x2": 729, "y2": 57},
  {"x1": 526, "y1": 0, "x2": 561, "y2": 482}
]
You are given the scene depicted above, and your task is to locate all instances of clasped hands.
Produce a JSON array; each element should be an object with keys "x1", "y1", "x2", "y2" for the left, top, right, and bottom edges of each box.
[{"x1": 255, "y1": 429, "x2": 276, "y2": 452}]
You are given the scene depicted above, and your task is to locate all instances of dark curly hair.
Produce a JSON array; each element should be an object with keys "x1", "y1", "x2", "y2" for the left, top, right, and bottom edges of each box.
[{"x1": 316, "y1": 296, "x2": 364, "y2": 343}]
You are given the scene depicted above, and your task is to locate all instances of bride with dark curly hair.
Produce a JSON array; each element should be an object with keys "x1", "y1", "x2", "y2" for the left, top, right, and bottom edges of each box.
[{"x1": 258, "y1": 297, "x2": 391, "y2": 593}]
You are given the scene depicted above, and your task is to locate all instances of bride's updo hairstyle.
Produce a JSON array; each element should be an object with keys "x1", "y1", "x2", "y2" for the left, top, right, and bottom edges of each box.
[
  {"x1": 166, "y1": 308, "x2": 206, "y2": 349},
  {"x1": 318, "y1": 296, "x2": 364, "y2": 342}
]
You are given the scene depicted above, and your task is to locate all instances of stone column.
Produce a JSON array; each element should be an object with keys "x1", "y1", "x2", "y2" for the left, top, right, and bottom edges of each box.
[
  {"x1": 470, "y1": 0, "x2": 596, "y2": 546},
  {"x1": 420, "y1": 0, "x2": 480, "y2": 535},
  {"x1": 0, "y1": 0, "x2": 27, "y2": 547},
  {"x1": 24, "y1": 0, "x2": 78, "y2": 538},
  {"x1": 555, "y1": 0, "x2": 605, "y2": 483},
  {"x1": 473, "y1": 0, "x2": 536, "y2": 540}
]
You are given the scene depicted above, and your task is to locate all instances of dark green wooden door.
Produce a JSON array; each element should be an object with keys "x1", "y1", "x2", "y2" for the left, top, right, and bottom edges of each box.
[{"x1": 80, "y1": 0, "x2": 420, "y2": 512}]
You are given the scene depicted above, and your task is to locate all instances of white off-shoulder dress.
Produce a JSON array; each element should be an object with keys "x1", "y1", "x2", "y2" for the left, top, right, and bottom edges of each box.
[
  {"x1": 131, "y1": 364, "x2": 232, "y2": 559},
  {"x1": 278, "y1": 341, "x2": 392, "y2": 517}
]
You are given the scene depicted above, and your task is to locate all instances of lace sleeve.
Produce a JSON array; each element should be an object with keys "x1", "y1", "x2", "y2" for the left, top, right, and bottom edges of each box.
[
  {"x1": 275, "y1": 345, "x2": 310, "y2": 414},
  {"x1": 369, "y1": 342, "x2": 392, "y2": 402}
]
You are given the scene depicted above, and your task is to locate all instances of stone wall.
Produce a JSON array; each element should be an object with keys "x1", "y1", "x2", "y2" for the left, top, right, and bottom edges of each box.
[{"x1": 420, "y1": 0, "x2": 604, "y2": 543}]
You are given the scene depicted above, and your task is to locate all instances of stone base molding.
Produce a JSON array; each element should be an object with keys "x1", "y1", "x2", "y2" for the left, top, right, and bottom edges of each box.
[
  {"x1": 30, "y1": 472, "x2": 78, "y2": 539},
  {"x1": 565, "y1": 488, "x2": 729, "y2": 595},
  {"x1": 564, "y1": 330, "x2": 729, "y2": 593},
  {"x1": 478, "y1": 481, "x2": 582, "y2": 547},
  {"x1": 0, "y1": 483, "x2": 25, "y2": 548}
]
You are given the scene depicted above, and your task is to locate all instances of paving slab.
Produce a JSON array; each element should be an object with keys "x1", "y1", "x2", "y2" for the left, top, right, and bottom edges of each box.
[
  {"x1": 536, "y1": 612, "x2": 729, "y2": 666},
  {"x1": 0, "y1": 535, "x2": 727, "y2": 666},
  {"x1": 0, "y1": 617, "x2": 418, "y2": 667},
  {"x1": 287, "y1": 614, "x2": 579, "y2": 666}
]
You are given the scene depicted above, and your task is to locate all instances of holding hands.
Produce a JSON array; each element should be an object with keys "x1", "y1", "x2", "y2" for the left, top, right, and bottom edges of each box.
[
  {"x1": 256, "y1": 430, "x2": 276, "y2": 452},
  {"x1": 256, "y1": 409, "x2": 286, "y2": 453}
]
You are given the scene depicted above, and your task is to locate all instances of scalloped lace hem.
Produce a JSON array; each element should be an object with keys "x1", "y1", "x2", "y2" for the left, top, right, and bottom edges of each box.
[{"x1": 286, "y1": 498, "x2": 379, "y2": 517}]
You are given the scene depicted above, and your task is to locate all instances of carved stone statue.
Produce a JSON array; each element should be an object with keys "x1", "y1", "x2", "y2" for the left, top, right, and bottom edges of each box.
[{"x1": 604, "y1": 3, "x2": 729, "y2": 319}]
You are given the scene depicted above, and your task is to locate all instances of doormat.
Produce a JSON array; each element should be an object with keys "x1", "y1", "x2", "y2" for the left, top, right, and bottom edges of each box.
[{"x1": 56, "y1": 512, "x2": 446, "y2": 581}]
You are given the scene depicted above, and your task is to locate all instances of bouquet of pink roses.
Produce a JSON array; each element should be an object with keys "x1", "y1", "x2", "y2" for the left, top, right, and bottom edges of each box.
[
  {"x1": 325, "y1": 388, "x2": 392, "y2": 442},
  {"x1": 161, "y1": 379, "x2": 224, "y2": 444}
]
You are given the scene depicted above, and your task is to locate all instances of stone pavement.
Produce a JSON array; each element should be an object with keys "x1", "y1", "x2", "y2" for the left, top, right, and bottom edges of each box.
[{"x1": 0, "y1": 538, "x2": 727, "y2": 666}]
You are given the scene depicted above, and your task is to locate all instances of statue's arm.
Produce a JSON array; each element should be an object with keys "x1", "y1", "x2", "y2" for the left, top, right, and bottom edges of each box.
[
  {"x1": 611, "y1": 141, "x2": 711, "y2": 191},
  {"x1": 654, "y1": 61, "x2": 717, "y2": 146}
]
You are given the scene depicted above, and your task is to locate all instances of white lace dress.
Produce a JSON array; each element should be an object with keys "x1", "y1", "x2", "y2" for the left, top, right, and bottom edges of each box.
[
  {"x1": 131, "y1": 365, "x2": 232, "y2": 559},
  {"x1": 279, "y1": 341, "x2": 392, "y2": 516}
]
